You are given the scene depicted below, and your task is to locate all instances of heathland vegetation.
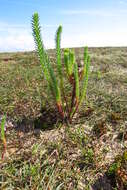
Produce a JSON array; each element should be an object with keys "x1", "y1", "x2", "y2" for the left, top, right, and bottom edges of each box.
[{"x1": 0, "y1": 13, "x2": 127, "y2": 189}]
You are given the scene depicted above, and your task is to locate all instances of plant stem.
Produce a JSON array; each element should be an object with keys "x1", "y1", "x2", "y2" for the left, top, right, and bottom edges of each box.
[
  {"x1": 2, "y1": 138, "x2": 7, "y2": 160},
  {"x1": 56, "y1": 102, "x2": 64, "y2": 120}
]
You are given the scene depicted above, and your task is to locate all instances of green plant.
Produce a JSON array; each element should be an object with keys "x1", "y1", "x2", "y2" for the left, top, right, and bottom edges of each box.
[
  {"x1": 0, "y1": 115, "x2": 6, "y2": 159},
  {"x1": 107, "y1": 163, "x2": 119, "y2": 176},
  {"x1": 32, "y1": 12, "x2": 90, "y2": 123},
  {"x1": 107, "y1": 151, "x2": 127, "y2": 189}
]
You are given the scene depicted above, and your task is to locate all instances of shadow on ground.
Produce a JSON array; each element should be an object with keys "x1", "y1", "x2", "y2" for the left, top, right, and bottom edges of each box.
[
  {"x1": 91, "y1": 173, "x2": 114, "y2": 190},
  {"x1": 15, "y1": 107, "x2": 61, "y2": 134}
]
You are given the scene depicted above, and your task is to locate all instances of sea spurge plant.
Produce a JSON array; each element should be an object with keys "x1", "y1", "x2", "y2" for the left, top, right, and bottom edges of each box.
[
  {"x1": 81, "y1": 46, "x2": 88, "y2": 80},
  {"x1": 32, "y1": 12, "x2": 91, "y2": 123},
  {"x1": 64, "y1": 49, "x2": 75, "y2": 83},
  {"x1": 56, "y1": 25, "x2": 63, "y2": 86},
  {"x1": 32, "y1": 13, "x2": 64, "y2": 119}
]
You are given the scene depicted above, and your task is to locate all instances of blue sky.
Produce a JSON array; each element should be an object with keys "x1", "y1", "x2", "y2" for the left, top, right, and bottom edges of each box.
[{"x1": 0, "y1": 0, "x2": 127, "y2": 52}]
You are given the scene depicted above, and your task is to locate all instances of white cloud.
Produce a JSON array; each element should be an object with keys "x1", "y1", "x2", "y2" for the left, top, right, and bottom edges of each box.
[
  {"x1": 0, "y1": 22, "x2": 58, "y2": 52},
  {"x1": 0, "y1": 21, "x2": 127, "y2": 52},
  {"x1": 0, "y1": 23, "x2": 34, "y2": 52},
  {"x1": 60, "y1": 9, "x2": 127, "y2": 17},
  {"x1": 0, "y1": 33, "x2": 34, "y2": 52},
  {"x1": 61, "y1": 31, "x2": 127, "y2": 48}
]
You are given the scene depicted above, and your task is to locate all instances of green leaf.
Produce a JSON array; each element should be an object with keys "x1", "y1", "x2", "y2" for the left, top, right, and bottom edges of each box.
[
  {"x1": 56, "y1": 25, "x2": 63, "y2": 80},
  {"x1": 32, "y1": 13, "x2": 62, "y2": 104},
  {"x1": 64, "y1": 49, "x2": 70, "y2": 76},
  {"x1": 80, "y1": 55, "x2": 90, "y2": 105},
  {"x1": 32, "y1": 12, "x2": 49, "y2": 82},
  {"x1": 68, "y1": 50, "x2": 74, "y2": 76},
  {"x1": 64, "y1": 49, "x2": 74, "y2": 77},
  {"x1": 1, "y1": 115, "x2": 6, "y2": 141},
  {"x1": 73, "y1": 55, "x2": 79, "y2": 101},
  {"x1": 81, "y1": 46, "x2": 88, "y2": 80}
]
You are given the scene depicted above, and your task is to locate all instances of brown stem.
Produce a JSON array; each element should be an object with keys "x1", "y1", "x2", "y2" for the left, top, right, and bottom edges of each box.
[
  {"x1": 73, "y1": 100, "x2": 79, "y2": 117},
  {"x1": 56, "y1": 102, "x2": 64, "y2": 120},
  {"x1": 69, "y1": 100, "x2": 79, "y2": 123},
  {"x1": 80, "y1": 70, "x2": 83, "y2": 81},
  {"x1": 1, "y1": 140, "x2": 7, "y2": 160}
]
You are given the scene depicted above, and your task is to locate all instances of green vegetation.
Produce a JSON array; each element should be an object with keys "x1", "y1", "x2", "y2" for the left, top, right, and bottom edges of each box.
[
  {"x1": 0, "y1": 24, "x2": 127, "y2": 189},
  {"x1": 107, "y1": 150, "x2": 127, "y2": 189},
  {"x1": 0, "y1": 115, "x2": 6, "y2": 159},
  {"x1": 32, "y1": 12, "x2": 90, "y2": 122}
]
